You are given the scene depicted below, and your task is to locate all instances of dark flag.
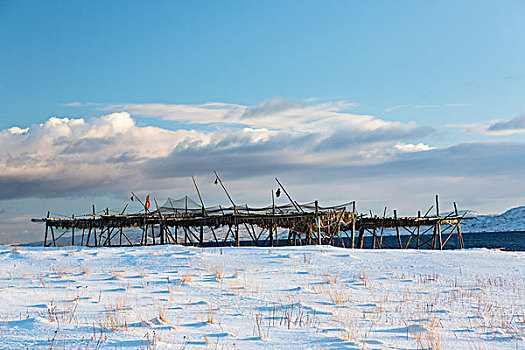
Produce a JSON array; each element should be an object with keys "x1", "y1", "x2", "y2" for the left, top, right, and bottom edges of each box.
[
  {"x1": 130, "y1": 196, "x2": 134, "y2": 201},
  {"x1": 276, "y1": 188, "x2": 281, "y2": 198},
  {"x1": 214, "y1": 178, "x2": 218, "y2": 185}
]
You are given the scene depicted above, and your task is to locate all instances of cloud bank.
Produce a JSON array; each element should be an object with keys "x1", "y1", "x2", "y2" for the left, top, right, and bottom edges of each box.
[
  {"x1": 0, "y1": 98, "x2": 438, "y2": 199},
  {"x1": 487, "y1": 114, "x2": 525, "y2": 135},
  {"x1": 0, "y1": 98, "x2": 523, "y2": 228}
]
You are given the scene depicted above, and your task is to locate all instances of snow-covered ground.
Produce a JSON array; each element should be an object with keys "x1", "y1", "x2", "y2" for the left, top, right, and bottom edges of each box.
[
  {"x1": 463, "y1": 206, "x2": 525, "y2": 233},
  {"x1": 0, "y1": 245, "x2": 523, "y2": 349}
]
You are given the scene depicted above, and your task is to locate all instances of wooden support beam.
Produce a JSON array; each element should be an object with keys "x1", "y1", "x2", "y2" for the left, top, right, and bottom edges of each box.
[
  {"x1": 379, "y1": 207, "x2": 387, "y2": 249},
  {"x1": 235, "y1": 221, "x2": 240, "y2": 247},
  {"x1": 403, "y1": 226, "x2": 418, "y2": 249},
  {"x1": 274, "y1": 225, "x2": 279, "y2": 247},
  {"x1": 122, "y1": 230, "x2": 134, "y2": 246},
  {"x1": 270, "y1": 190, "x2": 275, "y2": 247},
  {"x1": 222, "y1": 225, "x2": 232, "y2": 246},
  {"x1": 214, "y1": 171, "x2": 237, "y2": 211},
  {"x1": 152, "y1": 224, "x2": 156, "y2": 245},
  {"x1": 454, "y1": 202, "x2": 464, "y2": 249},
  {"x1": 416, "y1": 210, "x2": 421, "y2": 249},
  {"x1": 50, "y1": 226, "x2": 57, "y2": 247},
  {"x1": 98, "y1": 227, "x2": 104, "y2": 246},
  {"x1": 394, "y1": 210, "x2": 402, "y2": 248},
  {"x1": 335, "y1": 208, "x2": 346, "y2": 248},
  {"x1": 436, "y1": 195, "x2": 443, "y2": 250},
  {"x1": 44, "y1": 211, "x2": 50, "y2": 247},
  {"x1": 86, "y1": 227, "x2": 92, "y2": 247},
  {"x1": 93, "y1": 228, "x2": 98, "y2": 247},
  {"x1": 71, "y1": 215, "x2": 75, "y2": 245},
  {"x1": 315, "y1": 200, "x2": 321, "y2": 245},
  {"x1": 351, "y1": 202, "x2": 356, "y2": 248},
  {"x1": 357, "y1": 228, "x2": 365, "y2": 249},
  {"x1": 200, "y1": 208, "x2": 204, "y2": 247}
]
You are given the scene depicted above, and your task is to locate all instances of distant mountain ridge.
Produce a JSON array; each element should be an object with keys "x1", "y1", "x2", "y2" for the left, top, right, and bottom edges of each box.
[{"x1": 462, "y1": 206, "x2": 525, "y2": 233}]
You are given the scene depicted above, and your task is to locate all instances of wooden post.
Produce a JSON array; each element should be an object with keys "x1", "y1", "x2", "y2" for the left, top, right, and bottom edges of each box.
[
  {"x1": 315, "y1": 200, "x2": 321, "y2": 245},
  {"x1": 436, "y1": 195, "x2": 442, "y2": 249},
  {"x1": 50, "y1": 226, "x2": 57, "y2": 247},
  {"x1": 306, "y1": 214, "x2": 312, "y2": 245},
  {"x1": 184, "y1": 196, "x2": 188, "y2": 245},
  {"x1": 81, "y1": 228, "x2": 85, "y2": 246},
  {"x1": 454, "y1": 202, "x2": 464, "y2": 249},
  {"x1": 270, "y1": 190, "x2": 275, "y2": 247},
  {"x1": 457, "y1": 221, "x2": 464, "y2": 249},
  {"x1": 98, "y1": 227, "x2": 104, "y2": 246},
  {"x1": 71, "y1": 215, "x2": 75, "y2": 246},
  {"x1": 200, "y1": 206, "x2": 204, "y2": 247},
  {"x1": 431, "y1": 224, "x2": 437, "y2": 250},
  {"x1": 44, "y1": 211, "x2": 50, "y2": 247},
  {"x1": 235, "y1": 218, "x2": 240, "y2": 247},
  {"x1": 153, "y1": 198, "x2": 168, "y2": 244},
  {"x1": 152, "y1": 224, "x2": 155, "y2": 245},
  {"x1": 379, "y1": 206, "x2": 387, "y2": 248},
  {"x1": 326, "y1": 217, "x2": 332, "y2": 246},
  {"x1": 357, "y1": 228, "x2": 365, "y2": 249},
  {"x1": 351, "y1": 201, "x2": 356, "y2": 248},
  {"x1": 191, "y1": 176, "x2": 207, "y2": 248},
  {"x1": 93, "y1": 228, "x2": 98, "y2": 247},
  {"x1": 416, "y1": 210, "x2": 421, "y2": 249},
  {"x1": 86, "y1": 227, "x2": 91, "y2": 246},
  {"x1": 107, "y1": 227, "x2": 112, "y2": 247},
  {"x1": 370, "y1": 210, "x2": 376, "y2": 249},
  {"x1": 394, "y1": 210, "x2": 402, "y2": 248},
  {"x1": 92, "y1": 205, "x2": 98, "y2": 247},
  {"x1": 153, "y1": 198, "x2": 168, "y2": 246}
]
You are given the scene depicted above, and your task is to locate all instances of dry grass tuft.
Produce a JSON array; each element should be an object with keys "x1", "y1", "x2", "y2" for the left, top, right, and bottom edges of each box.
[{"x1": 181, "y1": 272, "x2": 192, "y2": 284}]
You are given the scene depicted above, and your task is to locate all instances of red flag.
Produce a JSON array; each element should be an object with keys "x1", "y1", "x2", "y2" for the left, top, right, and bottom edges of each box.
[{"x1": 145, "y1": 195, "x2": 151, "y2": 211}]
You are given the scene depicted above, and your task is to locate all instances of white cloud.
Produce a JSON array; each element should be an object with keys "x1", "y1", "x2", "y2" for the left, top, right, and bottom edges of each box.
[
  {"x1": 394, "y1": 143, "x2": 435, "y2": 152},
  {"x1": 104, "y1": 98, "x2": 365, "y2": 133},
  {"x1": 6, "y1": 127, "x2": 29, "y2": 134},
  {"x1": 446, "y1": 114, "x2": 525, "y2": 136},
  {"x1": 486, "y1": 114, "x2": 525, "y2": 135},
  {"x1": 385, "y1": 103, "x2": 471, "y2": 113}
]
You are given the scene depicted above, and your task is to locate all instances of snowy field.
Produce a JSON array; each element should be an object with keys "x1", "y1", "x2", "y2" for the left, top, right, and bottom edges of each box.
[{"x1": 0, "y1": 245, "x2": 524, "y2": 349}]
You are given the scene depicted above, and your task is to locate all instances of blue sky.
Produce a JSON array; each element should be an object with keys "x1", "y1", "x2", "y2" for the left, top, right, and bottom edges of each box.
[{"x1": 0, "y1": 1, "x2": 524, "y2": 243}]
